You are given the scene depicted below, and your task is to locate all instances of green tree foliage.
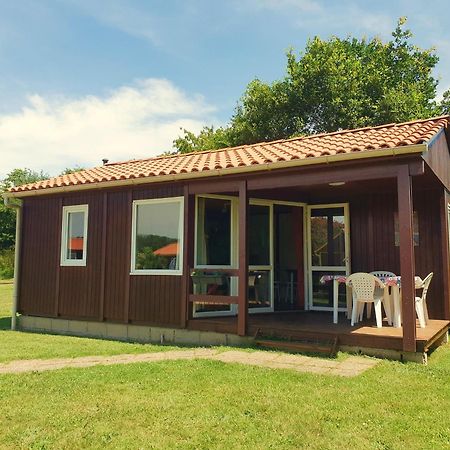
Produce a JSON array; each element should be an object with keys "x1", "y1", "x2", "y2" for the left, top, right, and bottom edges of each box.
[
  {"x1": 0, "y1": 168, "x2": 49, "y2": 251},
  {"x1": 174, "y1": 18, "x2": 448, "y2": 152},
  {"x1": 59, "y1": 166, "x2": 85, "y2": 175},
  {"x1": 441, "y1": 90, "x2": 450, "y2": 115},
  {"x1": 173, "y1": 126, "x2": 233, "y2": 154},
  {"x1": 135, "y1": 234, "x2": 177, "y2": 270}
]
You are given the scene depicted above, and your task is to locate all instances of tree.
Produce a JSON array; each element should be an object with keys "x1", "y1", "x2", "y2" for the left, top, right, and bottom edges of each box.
[
  {"x1": 441, "y1": 89, "x2": 450, "y2": 115},
  {"x1": 173, "y1": 126, "x2": 233, "y2": 154},
  {"x1": 59, "y1": 166, "x2": 85, "y2": 175},
  {"x1": 174, "y1": 18, "x2": 446, "y2": 152},
  {"x1": 0, "y1": 168, "x2": 49, "y2": 250}
]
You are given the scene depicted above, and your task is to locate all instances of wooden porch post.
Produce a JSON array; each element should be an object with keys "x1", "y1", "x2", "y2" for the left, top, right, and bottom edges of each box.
[
  {"x1": 238, "y1": 180, "x2": 248, "y2": 336},
  {"x1": 181, "y1": 184, "x2": 195, "y2": 327},
  {"x1": 397, "y1": 165, "x2": 416, "y2": 352},
  {"x1": 440, "y1": 189, "x2": 450, "y2": 320}
]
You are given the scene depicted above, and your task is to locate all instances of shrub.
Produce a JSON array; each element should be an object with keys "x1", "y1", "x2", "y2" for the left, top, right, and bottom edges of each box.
[{"x1": 0, "y1": 248, "x2": 14, "y2": 279}]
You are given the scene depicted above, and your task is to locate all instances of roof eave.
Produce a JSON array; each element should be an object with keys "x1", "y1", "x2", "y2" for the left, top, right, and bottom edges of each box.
[{"x1": 3, "y1": 143, "x2": 428, "y2": 199}]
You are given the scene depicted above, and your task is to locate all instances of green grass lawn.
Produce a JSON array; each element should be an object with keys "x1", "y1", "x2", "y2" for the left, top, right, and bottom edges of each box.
[{"x1": 0, "y1": 284, "x2": 450, "y2": 449}]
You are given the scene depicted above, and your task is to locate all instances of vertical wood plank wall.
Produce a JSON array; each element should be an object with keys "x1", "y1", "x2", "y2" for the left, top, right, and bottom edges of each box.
[
  {"x1": 19, "y1": 184, "x2": 183, "y2": 327},
  {"x1": 350, "y1": 188, "x2": 446, "y2": 319},
  {"x1": 18, "y1": 182, "x2": 448, "y2": 327}
]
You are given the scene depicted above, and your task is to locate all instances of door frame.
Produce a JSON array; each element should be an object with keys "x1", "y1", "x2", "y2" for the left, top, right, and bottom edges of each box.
[
  {"x1": 193, "y1": 193, "x2": 239, "y2": 318},
  {"x1": 192, "y1": 194, "x2": 308, "y2": 317},
  {"x1": 306, "y1": 203, "x2": 351, "y2": 311},
  {"x1": 248, "y1": 199, "x2": 274, "y2": 313}
]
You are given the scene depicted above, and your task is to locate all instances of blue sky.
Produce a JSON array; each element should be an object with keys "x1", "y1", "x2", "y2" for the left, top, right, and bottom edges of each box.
[{"x1": 1, "y1": 0, "x2": 449, "y2": 177}]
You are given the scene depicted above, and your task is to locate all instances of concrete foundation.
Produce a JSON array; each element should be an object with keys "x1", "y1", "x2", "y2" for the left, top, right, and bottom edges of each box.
[
  {"x1": 18, "y1": 315, "x2": 445, "y2": 364},
  {"x1": 18, "y1": 315, "x2": 253, "y2": 348},
  {"x1": 339, "y1": 345, "x2": 428, "y2": 364}
]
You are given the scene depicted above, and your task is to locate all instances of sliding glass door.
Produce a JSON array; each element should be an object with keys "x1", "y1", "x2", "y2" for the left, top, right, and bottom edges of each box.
[
  {"x1": 248, "y1": 201, "x2": 273, "y2": 312},
  {"x1": 193, "y1": 195, "x2": 306, "y2": 317},
  {"x1": 193, "y1": 195, "x2": 237, "y2": 317},
  {"x1": 307, "y1": 204, "x2": 350, "y2": 310}
]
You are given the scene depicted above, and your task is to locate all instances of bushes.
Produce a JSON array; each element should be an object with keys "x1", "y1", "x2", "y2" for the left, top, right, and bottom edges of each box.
[{"x1": 0, "y1": 249, "x2": 14, "y2": 279}]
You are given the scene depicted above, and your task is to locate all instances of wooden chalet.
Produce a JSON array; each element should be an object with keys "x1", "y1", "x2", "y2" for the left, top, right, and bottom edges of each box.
[{"x1": 4, "y1": 116, "x2": 450, "y2": 362}]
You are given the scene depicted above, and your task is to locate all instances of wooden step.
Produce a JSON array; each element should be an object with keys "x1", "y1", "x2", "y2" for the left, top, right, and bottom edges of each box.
[{"x1": 254, "y1": 328, "x2": 339, "y2": 357}]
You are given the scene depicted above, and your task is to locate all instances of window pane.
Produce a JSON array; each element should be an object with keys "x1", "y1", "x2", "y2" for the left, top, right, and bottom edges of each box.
[
  {"x1": 196, "y1": 198, "x2": 231, "y2": 266},
  {"x1": 249, "y1": 205, "x2": 270, "y2": 266},
  {"x1": 135, "y1": 201, "x2": 181, "y2": 271},
  {"x1": 66, "y1": 211, "x2": 85, "y2": 260},
  {"x1": 310, "y1": 208, "x2": 345, "y2": 266}
]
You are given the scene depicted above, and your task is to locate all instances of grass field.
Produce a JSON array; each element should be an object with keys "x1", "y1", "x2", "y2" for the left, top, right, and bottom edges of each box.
[{"x1": 1, "y1": 283, "x2": 450, "y2": 449}]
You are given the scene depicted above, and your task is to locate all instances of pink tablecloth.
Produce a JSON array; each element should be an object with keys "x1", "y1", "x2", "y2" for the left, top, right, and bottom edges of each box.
[{"x1": 319, "y1": 274, "x2": 422, "y2": 287}]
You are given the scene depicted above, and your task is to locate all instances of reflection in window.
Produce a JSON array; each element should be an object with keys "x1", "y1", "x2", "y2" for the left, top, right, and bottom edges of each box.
[
  {"x1": 274, "y1": 204, "x2": 300, "y2": 310},
  {"x1": 132, "y1": 198, "x2": 183, "y2": 273},
  {"x1": 61, "y1": 205, "x2": 88, "y2": 266},
  {"x1": 196, "y1": 197, "x2": 232, "y2": 266},
  {"x1": 310, "y1": 208, "x2": 345, "y2": 266},
  {"x1": 249, "y1": 204, "x2": 270, "y2": 266}
]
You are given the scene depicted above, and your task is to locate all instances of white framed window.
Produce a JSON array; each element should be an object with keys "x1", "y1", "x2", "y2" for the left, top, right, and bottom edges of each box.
[
  {"x1": 61, "y1": 204, "x2": 89, "y2": 266},
  {"x1": 131, "y1": 197, "x2": 184, "y2": 275}
]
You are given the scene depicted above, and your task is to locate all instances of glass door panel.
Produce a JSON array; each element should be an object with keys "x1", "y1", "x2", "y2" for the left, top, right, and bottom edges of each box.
[
  {"x1": 308, "y1": 205, "x2": 350, "y2": 310},
  {"x1": 194, "y1": 196, "x2": 237, "y2": 316},
  {"x1": 248, "y1": 203, "x2": 273, "y2": 312},
  {"x1": 273, "y1": 204, "x2": 303, "y2": 311}
]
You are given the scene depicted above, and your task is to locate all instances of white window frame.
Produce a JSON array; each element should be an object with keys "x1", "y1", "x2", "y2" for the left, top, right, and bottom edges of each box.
[
  {"x1": 306, "y1": 203, "x2": 351, "y2": 311},
  {"x1": 193, "y1": 194, "x2": 239, "y2": 317},
  {"x1": 60, "y1": 204, "x2": 89, "y2": 267},
  {"x1": 130, "y1": 197, "x2": 184, "y2": 276}
]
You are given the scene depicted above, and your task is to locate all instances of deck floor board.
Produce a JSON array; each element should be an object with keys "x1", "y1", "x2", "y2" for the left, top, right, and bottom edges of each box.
[{"x1": 187, "y1": 311, "x2": 450, "y2": 352}]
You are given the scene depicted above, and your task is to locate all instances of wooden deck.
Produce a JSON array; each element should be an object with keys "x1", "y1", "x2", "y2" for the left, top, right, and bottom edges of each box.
[{"x1": 187, "y1": 311, "x2": 450, "y2": 353}]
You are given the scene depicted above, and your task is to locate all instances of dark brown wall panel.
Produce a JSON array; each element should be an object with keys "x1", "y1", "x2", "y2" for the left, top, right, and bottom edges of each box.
[
  {"x1": 423, "y1": 131, "x2": 450, "y2": 191},
  {"x1": 129, "y1": 276, "x2": 182, "y2": 326},
  {"x1": 19, "y1": 197, "x2": 60, "y2": 316},
  {"x1": 350, "y1": 188, "x2": 445, "y2": 319},
  {"x1": 58, "y1": 193, "x2": 103, "y2": 319},
  {"x1": 103, "y1": 190, "x2": 131, "y2": 321},
  {"x1": 132, "y1": 183, "x2": 183, "y2": 201}
]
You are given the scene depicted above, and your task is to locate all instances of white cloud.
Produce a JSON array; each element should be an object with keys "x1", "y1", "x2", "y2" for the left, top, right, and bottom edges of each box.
[{"x1": 0, "y1": 78, "x2": 218, "y2": 178}]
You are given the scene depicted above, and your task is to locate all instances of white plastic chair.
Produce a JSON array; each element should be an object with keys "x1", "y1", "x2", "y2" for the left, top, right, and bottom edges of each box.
[
  {"x1": 415, "y1": 272, "x2": 433, "y2": 328},
  {"x1": 346, "y1": 273, "x2": 385, "y2": 328},
  {"x1": 370, "y1": 271, "x2": 396, "y2": 325}
]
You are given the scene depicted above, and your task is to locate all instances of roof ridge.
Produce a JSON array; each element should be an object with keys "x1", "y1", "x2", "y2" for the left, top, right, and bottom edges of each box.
[
  {"x1": 104, "y1": 115, "x2": 450, "y2": 168},
  {"x1": 8, "y1": 115, "x2": 448, "y2": 194}
]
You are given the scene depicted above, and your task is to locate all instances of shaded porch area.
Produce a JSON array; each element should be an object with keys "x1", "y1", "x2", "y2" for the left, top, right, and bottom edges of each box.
[{"x1": 187, "y1": 311, "x2": 450, "y2": 354}]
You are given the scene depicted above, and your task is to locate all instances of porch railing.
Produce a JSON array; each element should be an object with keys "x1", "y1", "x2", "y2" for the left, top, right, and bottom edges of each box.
[{"x1": 189, "y1": 268, "x2": 239, "y2": 305}]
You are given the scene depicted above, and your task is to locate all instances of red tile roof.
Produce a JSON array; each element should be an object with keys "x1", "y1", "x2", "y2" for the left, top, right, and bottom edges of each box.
[
  {"x1": 9, "y1": 116, "x2": 449, "y2": 194},
  {"x1": 153, "y1": 242, "x2": 179, "y2": 256}
]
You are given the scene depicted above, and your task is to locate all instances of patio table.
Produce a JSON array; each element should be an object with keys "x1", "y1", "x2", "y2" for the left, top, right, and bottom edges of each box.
[{"x1": 319, "y1": 274, "x2": 423, "y2": 327}]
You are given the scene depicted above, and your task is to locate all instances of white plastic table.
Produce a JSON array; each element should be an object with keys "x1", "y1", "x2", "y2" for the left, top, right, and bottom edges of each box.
[{"x1": 319, "y1": 275, "x2": 423, "y2": 326}]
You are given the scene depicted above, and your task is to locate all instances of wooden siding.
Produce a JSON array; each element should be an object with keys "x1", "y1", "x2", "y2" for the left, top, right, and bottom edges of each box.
[
  {"x1": 59, "y1": 193, "x2": 103, "y2": 319},
  {"x1": 423, "y1": 130, "x2": 450, "y2": 191},
  {"x1": 19, "y1": 197, "x2": 60, "y2": 316},
  {"x1": 18, "y1": 169, "x2": 449, "y2": 328},
  {"x1": 350, "y1": 187, "x2": 446, "y2": 319},
  {"x1": 19, "y1": 184, "x2": 184, "y2": 327}
]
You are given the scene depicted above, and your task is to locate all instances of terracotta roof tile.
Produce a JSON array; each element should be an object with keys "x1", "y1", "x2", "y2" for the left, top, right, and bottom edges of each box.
[{"x1": 10, "y1": 115, "x2": 449, "y2": 194}]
